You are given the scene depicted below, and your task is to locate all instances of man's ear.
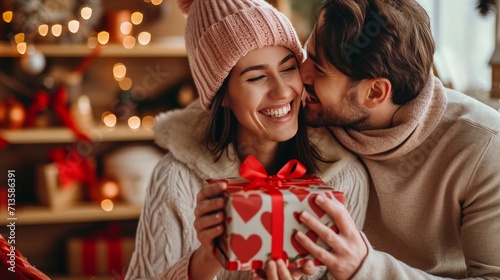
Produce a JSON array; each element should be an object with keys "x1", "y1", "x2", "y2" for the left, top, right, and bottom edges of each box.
[{"x1": 363, "y1": 78, "x2": 392, "y2": 109}]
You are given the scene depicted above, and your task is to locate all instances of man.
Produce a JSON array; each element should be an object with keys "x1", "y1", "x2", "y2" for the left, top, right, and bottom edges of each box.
[{"x1": 295, "y1": 0, "x2": 500, "y2": 279}]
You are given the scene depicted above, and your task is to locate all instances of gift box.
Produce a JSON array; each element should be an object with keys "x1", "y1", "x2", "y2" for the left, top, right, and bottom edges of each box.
[
  {"x1": 36, "y1": 146, "x2": 97, "y2": 209},
  {"x1": 66, "y1": 235, "x2": 135, "y2": 276},
  {"x1": 36, "y1": 163, "x2": 83, "y2": 209},
  {"x1": 208, "y1": 156, "x2": 344, "y2": 270}
]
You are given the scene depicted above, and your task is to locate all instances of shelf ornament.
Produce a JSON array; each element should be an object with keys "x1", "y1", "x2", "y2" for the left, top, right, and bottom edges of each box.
[{"x1": 25, "y1": 86, "x2": 91, "y2": 142}]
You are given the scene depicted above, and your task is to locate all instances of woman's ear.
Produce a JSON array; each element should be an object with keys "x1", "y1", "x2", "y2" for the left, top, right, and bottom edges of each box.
[{"x1": 363, "y1": 78, "x2": 392, "y2": 109}]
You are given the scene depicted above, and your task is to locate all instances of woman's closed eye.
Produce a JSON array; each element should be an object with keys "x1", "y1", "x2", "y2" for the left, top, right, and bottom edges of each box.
[{"x1": 247, "y1": 75, "x2": 266, "y2": 82}]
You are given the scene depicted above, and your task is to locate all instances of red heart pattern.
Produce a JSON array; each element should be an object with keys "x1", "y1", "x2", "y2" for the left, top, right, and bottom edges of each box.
[
  {"x1": 293, "y1": 211, "x2": 302, "y2": 224},
  {"x1": 232, "y1": 194, "x2": 262, "y2": 223},
  {"x1": 261, "y1": 212, "x2": 272, "y2": 234},
  {"x1": 230, "y1": 234, "x2": 262, "y2": 263},
  {"x1": 307, "y1": 194, "x2": 325, "y2": 218},
  {"x1": 289, "y1": 188, "x2": 309, "y2": 202},
  {"x1": 291, "y1": 230, "x2": 318, "y2": 255}
]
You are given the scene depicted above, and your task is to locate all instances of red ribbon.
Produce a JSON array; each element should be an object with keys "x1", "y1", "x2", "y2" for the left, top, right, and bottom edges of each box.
[
  {"x1": 49, "y1": 146, "x2": 97, "y2": 191},
  {"x1": 25, "y1": 86, "x2": 90, "y2": 142},
  {"x1": 238, "y1": 156, "x2": 307, "y2": 260}
]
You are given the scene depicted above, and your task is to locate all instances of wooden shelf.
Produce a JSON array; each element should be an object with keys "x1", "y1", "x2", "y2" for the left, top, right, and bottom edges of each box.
[
  {"x1": 0, "y1": 37, "x2": 186, "y2": 58},
  {"x1": 0, "y1": 125, "x2": 154, "y2": 144},
  {"x1": 0, "y1": 203, "x2": 141, "y2": 225}
]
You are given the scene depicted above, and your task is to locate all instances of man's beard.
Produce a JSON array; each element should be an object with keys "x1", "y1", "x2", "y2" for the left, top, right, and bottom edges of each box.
[{"x1": 304, "y1": 87, "x2": 370, "y2": 130}]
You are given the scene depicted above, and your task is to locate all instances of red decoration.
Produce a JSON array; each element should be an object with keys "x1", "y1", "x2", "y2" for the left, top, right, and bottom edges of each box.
[
  {"x1": 25, "y1": 87, "x2": 90, "y2": 142},
  {"x1": 48, "y1": 146, "x2": 97, "y2": 195}
]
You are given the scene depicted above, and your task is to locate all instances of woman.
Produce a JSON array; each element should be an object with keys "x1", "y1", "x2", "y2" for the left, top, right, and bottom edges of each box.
[{"x1": 125, "y1": 0, "x2": 369, "y2": 279}]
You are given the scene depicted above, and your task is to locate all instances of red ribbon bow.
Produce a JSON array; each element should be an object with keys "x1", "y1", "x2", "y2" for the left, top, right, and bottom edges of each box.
[
  {"x1": 238, "y1": 155, "x2": 307, "y2": 260},
  {"x1": 49, "y1": 146, "x2": 97, "y2": 191},
  {"x1": 239, "y1": 155, "x2": 307, "y2": 190},
  {"x1": 26, "y1": 86, "x2": 90, "y2": 142}
]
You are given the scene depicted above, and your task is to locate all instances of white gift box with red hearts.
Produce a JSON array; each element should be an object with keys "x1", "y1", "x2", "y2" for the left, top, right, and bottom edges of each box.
[{"x1": 206, "y1": 175, "x2": 344, "y2": 271}]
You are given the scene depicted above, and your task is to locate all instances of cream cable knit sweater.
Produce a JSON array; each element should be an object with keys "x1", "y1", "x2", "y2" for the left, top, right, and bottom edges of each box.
[{"x1": 125, "y1": 100, "x2": 369, "y2": 280}]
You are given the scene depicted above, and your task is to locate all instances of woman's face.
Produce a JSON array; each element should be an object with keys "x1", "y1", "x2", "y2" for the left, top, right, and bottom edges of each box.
[{"x1": 225, "y1": 46, "x2": 303, "y2": 150}]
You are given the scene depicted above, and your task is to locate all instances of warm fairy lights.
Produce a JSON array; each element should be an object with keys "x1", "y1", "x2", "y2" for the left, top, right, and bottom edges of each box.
[
  {"x1": 120, "y1": 21, "x2": 133, "y2": 35},
  {"x1": 128, "y1": 116, "x2": 141, "y2": 129},
  {"x1": 38, "y1": 24, "x2": 49, "y2": 36},
  {"x1": 123, "y1": 36, "x2": 136, "y2": 49},
  {"x1": 142, "y1": 116, "x2": 155, "y2": 130},
  {"x1": 151, "y1": 0, "x2": 163, "y2": 5},
  {"x1": 137, "y1": 32, "x2": 151, "y2": 46},
  {"x1": 119, "y1": 77, "x2": 133, "y2": 90},
  {"x1": 97, "y1": 31, "x2": 110, "y2": 44},
  {"x1": 68, "y1": 20, "x2": 80, "y2": 33},
  {"x1": 102, "y1": 111, "x2": 117, "y2": 128},
  {"x1": 51, "y1": 24, "x2": 63, "y2": 37},
  {"x1": 113, "y1": 63, "x2": 127, "y2": 81},
  {"x1": 14, "y1": 33, "x2": 24, "y2": 44},
  {"x1": 16, "y1": 42, "x2": 27, "y2": 55},
  {"x1": 131, "y1": 12, "x2": 143, "y2": 25},
  {"x1": 2, "y1": 11, "x2": 13, "y2": 23},
  {"x1": 81, "y1": 7, "x2": 93, "y2": 20},
  {"x1": 101, "y1": 199, "x2": 114, "y2": 211}
]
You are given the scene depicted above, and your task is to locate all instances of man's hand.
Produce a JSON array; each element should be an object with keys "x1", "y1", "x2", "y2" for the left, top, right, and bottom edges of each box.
[{"x1": 295, "y1": 194, "x2": 368, "y2": 280}]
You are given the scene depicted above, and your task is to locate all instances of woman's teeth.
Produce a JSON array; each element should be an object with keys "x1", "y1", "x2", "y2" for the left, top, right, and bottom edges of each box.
[{"x1": 261, "y1": 104, "x2": 291, "y2": 118}]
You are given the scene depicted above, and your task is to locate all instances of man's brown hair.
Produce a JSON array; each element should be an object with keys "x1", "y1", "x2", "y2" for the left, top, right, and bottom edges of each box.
[{"x1": 313, "y1": 0, "x2": 435, "y2": 104}]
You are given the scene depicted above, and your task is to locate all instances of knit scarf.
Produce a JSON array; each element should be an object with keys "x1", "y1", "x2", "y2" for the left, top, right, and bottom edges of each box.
[{"x1": 330, "y1": 72, "x2": 448, "y2": 160}]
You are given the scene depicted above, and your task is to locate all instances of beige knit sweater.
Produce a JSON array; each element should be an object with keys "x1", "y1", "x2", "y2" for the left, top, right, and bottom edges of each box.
[
  {"x1": 125, "y1": 101, "x2": 369, "y2": 279},
  {"x1": 333, "y1": 73, "x2": 500, "y2": 279}
]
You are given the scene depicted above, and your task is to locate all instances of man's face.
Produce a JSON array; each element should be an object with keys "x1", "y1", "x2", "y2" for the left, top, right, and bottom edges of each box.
[{"x1": 301, "y1": 34, "x2": 371, "y2": 130}]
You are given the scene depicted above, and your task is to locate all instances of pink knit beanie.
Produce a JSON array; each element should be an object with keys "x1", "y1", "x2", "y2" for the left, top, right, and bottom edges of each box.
[{"x1": 178, "y1": 0, "x2": 304, "y2": 111}]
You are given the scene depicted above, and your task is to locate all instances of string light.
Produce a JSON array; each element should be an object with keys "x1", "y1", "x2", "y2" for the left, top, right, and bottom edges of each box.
[
  {"x1": 16, "y1": 42, "x2": 27, "y2": 55},
  {"x1": 2, "y1": 11, "x2": 13, "y2": 23},
  {"x1": 138, "y1": 32, "x2": 151, "y2": 46},
  {"x1": 81, "y1": 7, "x2": 93, "y2": 20},
  {"x1": 14, "y1": 33, "x2": 24, "y2": 44},
  {"x1": 119, "y1": 77, "x2": 133, "y2": 90},
  {"x1": 102, "y1": 111, "x2": 117, "y2": 128},
  {"x1": 68, "y1": 20, "x2": 80, "y2": 33},
  {"x1": 142, "y1": 116, "x2": 155, "y2": 130},
  {"x1": 51, "y1": 24, "x2": 63, "y2": 37},
  {"x1": 97, "y1": 31, "x2": 110, "y2": 44},
  {"x1": 123, "y1": 36, "x2": 136, "y2": 49},
  {"x1": 120, "y1": 21, "x2": 133, "y2": 35},
  {"x1": 128, "y1": 116, "x2": 141, "y2": 129},
  {"x1": 151, "y1": 0, "x2": 163, "y2": 5},
  {"x1": 131, "y1": 12, "x2": 143, "y2": 25},
  {"x1": 113, "y1": 63, "x2": 127, "y2": 81},
  {"x1": 101, "y1": 199, "x2": 114, "y2": 211},
  {"x1": 87, "y1": 36, "x2": 98, "y2": 48},
  {"x1": 38, "y1": 24, "x2": 49, "y2": 36}
]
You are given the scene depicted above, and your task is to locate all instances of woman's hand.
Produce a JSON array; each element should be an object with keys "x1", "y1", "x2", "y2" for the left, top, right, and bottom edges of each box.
[
  {"x1": 252, "y1": 259, "x2": 316, "y2": 280},
  {"x1": 295, "y1": 194, "x2": 368, "y2": 280},
  {"x1": 189, "y1": 182, "x2": 227, "y2": 279}
]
